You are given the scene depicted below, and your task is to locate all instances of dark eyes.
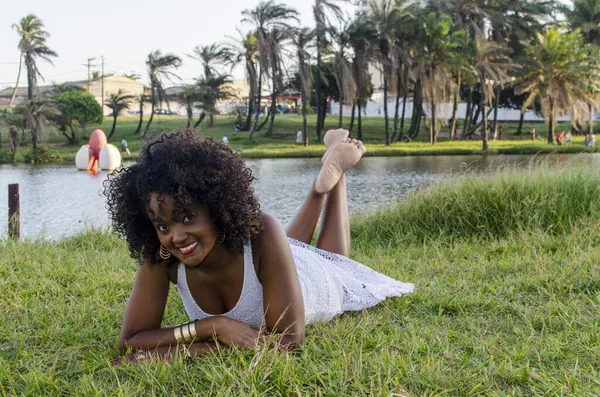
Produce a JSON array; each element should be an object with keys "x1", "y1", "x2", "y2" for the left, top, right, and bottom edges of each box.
[
  {"x1": 157, "y1": 224, "x2": 168, "y2": 232},
  {"x1": 156, "y1": 215, "x2": 194, "y2": 232}
]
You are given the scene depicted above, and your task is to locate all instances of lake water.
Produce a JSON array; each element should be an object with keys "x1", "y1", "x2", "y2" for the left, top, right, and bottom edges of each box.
[{"x1": 2, "y1": 154, "x2": 599, "y2": 239}]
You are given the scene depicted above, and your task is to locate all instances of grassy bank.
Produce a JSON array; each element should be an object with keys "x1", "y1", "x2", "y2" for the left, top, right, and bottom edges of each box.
[
  {"x1": 1, "y1": 114, "x2": 598, "y2": 164},
  {"x1": 1, "y1": 166, "x2": 600, "y2": 395}
]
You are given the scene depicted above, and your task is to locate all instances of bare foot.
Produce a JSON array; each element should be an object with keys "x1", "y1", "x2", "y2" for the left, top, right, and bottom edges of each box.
[
  {"x1": 315, "y1": 141, "x2": 367, "y2": 194},
  {"x1": 322, "y1": 129, "x2": 350, "y2": 163}
]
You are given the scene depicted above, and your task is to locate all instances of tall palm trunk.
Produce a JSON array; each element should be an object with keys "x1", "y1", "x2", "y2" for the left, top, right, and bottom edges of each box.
[
  {"x1": 548, "y1": 96, "x2": 555, "y2": 144},
  {"x1": 266, "y1": 71, "x2": 278, "y2": 137},
  {"x1": 245, "y1": 87, "x2": 254, "y2": 130},
  {"x1": 143, "y1": 102, "x2": 155, "y2": 137},
  {"x1": 462, "y1": 86, "x2": 473, "y2": 138},
  {"x1": 481, "y1": 78, "x2": 489, "y2": 150},
  {"x1": 396, "y1": 92, "x2": 408, "y2": 142},
  {"x1": 515, "y1": 110, "x2": 524, "y2": 135},
  {"x1": 302, "y1": 89, "x2": 308, "y2": 147},
  {"x1": 25, "y1": 56, "x2": 35, "y2": 101},
  {"x1": 315, "y1": 35, "x2": 323, "y2": 142},
  {"x1": 9, "y1": 54, "x2": 23, "y2": 107},
  {"x1": 349, "y1": 101, "x2": 356, "y2": 134},
  {"x1": 449, "y1": 73, "x2": 460, "y2": 140},
  {"x1": 589, "y1": 103, "x2": 594, "y2": 134},
  {"x1": 357, "y1": 100, "x2": 363, "y2": 140},
  {"x1": 194, "y1": 112, "x2": 206, "y2": 129},
  {"x1": 249, "y1": 68, "x2": 263, "y2": 139},
  {"x1": 209, "y1": 112, "x2": 215, "y2": 128},
  {"x1": 492, "y1": 86, "x2": 500, "y2": 139},
  {"x1": 186, "y1": 105, "x2": 193, "y2": 128},
  {"x1": 391, "y1": 68, "x2": 402, "y2": 142},
  {"x1": 338, "y1": 85, "x2": 344, "y2": 128},
  {"x1": 134, "y1": 100, "x2": 144, "y2": 135},
  {"x1": 430, "y1": 99, "x2": 437, "y2": 144},
  {"x1": 108, "y1": 115, "x2": 118, "y2": 140},
  {"x1": 383, "y1": 75, "x2": 390, "y2": 146},
  {"x1": 321, "y1": 98, "x2": 328, "y2": 129}
]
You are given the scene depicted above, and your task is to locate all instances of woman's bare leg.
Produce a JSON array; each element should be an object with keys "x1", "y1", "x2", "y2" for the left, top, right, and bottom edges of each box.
[
  {"x1": 316, "y1": 174, "x2": 350, "y2": 257},
  {"x1": 285, "y1": 186, "x2": 327, "y2": 244}
]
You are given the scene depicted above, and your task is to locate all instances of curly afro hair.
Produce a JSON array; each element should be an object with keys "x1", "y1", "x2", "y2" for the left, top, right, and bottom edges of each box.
[{"x1": 103, "y1": 130, "x2": 263, "y2": 264}]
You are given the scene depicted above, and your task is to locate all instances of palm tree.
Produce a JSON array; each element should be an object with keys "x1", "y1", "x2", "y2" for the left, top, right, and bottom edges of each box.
[
  {"x1": 11, "y1": 15, "x2": 58, "y2": 107},
  {"x1": 172, "y1": 85, "x2": 200, "y2": 128},
  {"x1": 242, "y1": 1, "x2": 299, "y2": 138},
  {"x1": 370, "y1": 0, "x2": 401, "y2": 146},
  {"x1": 189, "y1": 44, "x2": 229, "y2": 127},
  {"x1": 189, "y1": 44, "x2": 227, "y2": 79},
  {"x1": 518, "y1": 27, "x2": 599, "y2": 144},
  {"x1": 314, "y1": 0, "x2": 344, "y2": 141},
  {"x1": 105, "y1": 89, "x2": 135, "y2": 141},
  {"x1": 329, "y1": 21, "x2": 357, "y2": 128},
  {"x1": 142, "y1": 50, "x2": 182, "y2": 136},
  {"x1": 194, "y1": 75, "x2": 236, "y2": 129},
  {"x1": 414, "y1": 13, "x2": 467, "y2": 144},
  {"x1": 264, "y1": 28, "x2": 290, "y2": 137},
  {"x1": 348, "y1": 15, "x2": 376, "y2": 141},
  {"x1": 224, "y1": 30, "x2": 259, "y2": 130},
  {"x1": 12, "y1": 15, "x2": 58, "y2": 103},
  {"x1": 292, "y1": 27, "x2": 316, "y2": 146}
]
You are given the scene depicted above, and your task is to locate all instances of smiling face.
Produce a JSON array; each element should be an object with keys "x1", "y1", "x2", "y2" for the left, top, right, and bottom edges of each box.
[{"x1": 147, "y1": 192, "x2": 218, "y2": 267}]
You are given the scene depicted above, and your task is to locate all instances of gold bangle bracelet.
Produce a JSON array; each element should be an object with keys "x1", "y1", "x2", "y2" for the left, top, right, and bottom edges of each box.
[
  {"x1": 189, "y1": 320, "x2": 198, "y2": 340},
  {"x1": 181, "y1": 322, "x2": 192, "y2": 343},
  {"x1": 174, "y1": 325, "x2": 184, "y2": 344}
]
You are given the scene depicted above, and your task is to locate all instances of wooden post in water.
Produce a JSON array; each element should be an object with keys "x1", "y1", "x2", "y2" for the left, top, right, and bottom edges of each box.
[{"x1": 8, "y1": 183, "x2": 20, "y2": 240}]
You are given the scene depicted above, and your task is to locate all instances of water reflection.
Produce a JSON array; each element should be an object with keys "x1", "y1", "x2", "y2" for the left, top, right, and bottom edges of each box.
[{"x1": 1, "y1": 154, "x2": 599, "y2": 238}]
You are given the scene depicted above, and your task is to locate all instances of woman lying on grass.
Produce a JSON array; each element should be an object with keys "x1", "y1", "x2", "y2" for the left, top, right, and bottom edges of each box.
[{"x1": 103, "y1": 129, "x2": 413, "y2": 364}]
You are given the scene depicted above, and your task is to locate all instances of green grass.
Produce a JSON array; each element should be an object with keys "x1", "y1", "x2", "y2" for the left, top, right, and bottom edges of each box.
[
  {"x1": 1, "y1": 114, "x2": 598, "y2": 164},
  {"x1": 1, "y1": 165, "x2": 600, "y2": 395}
]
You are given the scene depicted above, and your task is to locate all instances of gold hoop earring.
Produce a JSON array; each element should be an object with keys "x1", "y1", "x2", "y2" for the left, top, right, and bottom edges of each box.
[{"x1": 159, "y1": 245, "x2": 171, "y2": 260}]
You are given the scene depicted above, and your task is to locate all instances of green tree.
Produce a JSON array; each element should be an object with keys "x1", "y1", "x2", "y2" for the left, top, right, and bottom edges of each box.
[
  {"x1": 224, "y1": 30, "x2": 259, "y2": 131},
  {"x1": 143, "y1": 50, "x2": 182, "y2": 136},
  {"x1": 348, "y1": 15, "x2": 376, "y2": 140},
  {"x1": 329, "y1": 21, "x2": 356, "y2": 128},
  {"x1": 194, "y1": 75, "x2": 236, "y2": 129},
  {"x1": 12, "y1": 14, "x2": 58, "y2": 102},
  {"x1": 518, "y1": 27, "x2": 599, "y2": 144},
  {"x1": 55, "y1": 91, "x2": 103, "y2": 144},
  {"x1": 243, "y1": 1, "x2": 299, "y2": 138},
  {"x1": 292, "y1": 27, "x2": 316, "y2": 146},
  {"x1": 105, "y1": 89, "x2": 136, "y2": 141},
  {"x1": 313, "y1": 0, "x2": 344, "y2": 141},
  {"x1": 369, "y1": 0, "x2": 402, "y2": 146}
]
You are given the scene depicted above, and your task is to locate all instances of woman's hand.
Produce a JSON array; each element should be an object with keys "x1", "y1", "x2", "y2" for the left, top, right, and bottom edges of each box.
[{"x1": 211, "y1": 316, "x2": 263, "y2": 349}]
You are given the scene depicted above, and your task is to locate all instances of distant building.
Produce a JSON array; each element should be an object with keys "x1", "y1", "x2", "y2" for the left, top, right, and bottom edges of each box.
[{"x1": 0, "y1": 75, "x2": 145, "y2": 115}]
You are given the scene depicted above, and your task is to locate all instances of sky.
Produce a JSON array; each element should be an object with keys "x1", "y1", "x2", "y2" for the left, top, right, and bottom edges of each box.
[{"x1": 0, "y1": 0, "x2": 357, "y2": 91}]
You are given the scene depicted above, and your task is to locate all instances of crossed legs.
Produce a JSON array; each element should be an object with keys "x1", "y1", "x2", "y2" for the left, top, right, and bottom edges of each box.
[{"x1": 285, "y1": 129, "x2": 365, "y2": 257}]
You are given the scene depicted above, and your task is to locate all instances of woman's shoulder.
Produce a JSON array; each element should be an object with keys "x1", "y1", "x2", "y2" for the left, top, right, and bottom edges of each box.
[{"x1": 250, "y1": 212, "x2": 289, "y2": 276}]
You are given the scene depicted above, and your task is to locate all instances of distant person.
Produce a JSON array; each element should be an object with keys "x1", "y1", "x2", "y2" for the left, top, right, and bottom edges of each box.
[
  {"x1": 222, "y1": 136, "x2": 229, "y2": 146},
  {"x1": 565, "y1": 131, "x2": 573, "y2": 145},
  {"x1": 531, "y1": 128, "x2": 536, "y2": 141},
  {"x1": 590, "y1": 133, "x2": 596, "y2": 148},
  {"x1": 296, "y1": 129, "x2": 303, "y2": 144},
  {"x1": 121, "y1": 138, "x2": 131, "y2": 155},
  {"x1": 497, "y1": 125, "x2": 503, "y2": 140},
  {"x1": 584, "y1": 133, "x2": 590, "y2": 147},
  {"x1": 556, "y1": 131, "x2": 564, "y2": 145}
]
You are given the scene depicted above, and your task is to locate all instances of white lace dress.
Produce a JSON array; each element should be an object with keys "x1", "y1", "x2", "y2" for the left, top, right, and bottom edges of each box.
[{"x1": 176, "y1": 238, "x2": 414, "y2": 328}]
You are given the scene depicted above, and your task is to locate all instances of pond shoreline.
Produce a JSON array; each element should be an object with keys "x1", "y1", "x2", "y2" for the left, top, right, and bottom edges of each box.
[{"x1": 2, "y1": 141, "x2": 598, "y2": 165}]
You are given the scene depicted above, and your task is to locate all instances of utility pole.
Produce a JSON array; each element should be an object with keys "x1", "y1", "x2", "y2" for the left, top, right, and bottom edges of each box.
[
  {"x1": 101, "y1": 55, "x2": 105, "y2": 117},
  {"x1": 84, "y1": 57, "x2": 96, "y2": 93}
]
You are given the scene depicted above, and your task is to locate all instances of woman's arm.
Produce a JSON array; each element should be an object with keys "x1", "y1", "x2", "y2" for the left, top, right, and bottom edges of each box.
[
  {"x1": 256, "y1": 213, "x2": 306, "y2": 348},
  {"x1": 120, "y1": 260, "x2": 262, "y2": 353}
]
